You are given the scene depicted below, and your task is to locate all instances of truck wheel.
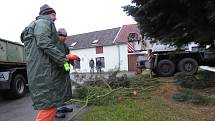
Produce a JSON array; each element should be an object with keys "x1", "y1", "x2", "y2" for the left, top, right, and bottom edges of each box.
[
  {"x1": 178, "y1": 58, "x2": 198, "y2": 75},
  {"x1": 156, "y1": 59, "x2": 175, "y2": 77},
  {"x1": 4, "y1": 74, "x2": 27, "y2": 99}
]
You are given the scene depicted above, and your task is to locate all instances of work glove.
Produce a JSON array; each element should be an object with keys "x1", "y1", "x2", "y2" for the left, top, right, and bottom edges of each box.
[
  {"x1": 66, "y1": 54, "x2": 80, "y2": 62},
  {"x1": 64, "y1": 62, "x2": 70, "y2": 72}
]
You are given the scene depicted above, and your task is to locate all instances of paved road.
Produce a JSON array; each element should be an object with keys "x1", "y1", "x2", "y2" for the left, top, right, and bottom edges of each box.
[
  {"x1": 0, "y1": 93, "x2": 37, "y2": 121},
  {"x1": 0, "y1": 93, "x2": 85, "y2": 121}
]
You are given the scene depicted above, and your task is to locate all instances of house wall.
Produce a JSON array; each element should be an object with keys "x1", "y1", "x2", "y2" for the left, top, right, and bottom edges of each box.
[{"x1": 70, "y1": 44, "x2": 128, "y2": 73}]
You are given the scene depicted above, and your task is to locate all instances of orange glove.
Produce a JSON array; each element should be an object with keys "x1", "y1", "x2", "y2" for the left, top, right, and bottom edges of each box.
[{"x1": 66, "y1": 54, "x2": 80, "y2": 61}]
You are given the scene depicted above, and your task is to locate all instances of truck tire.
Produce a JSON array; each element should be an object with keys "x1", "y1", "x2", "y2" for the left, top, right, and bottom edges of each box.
[
  {"x1": 178, "y1": 58, "x2": 198, "y2": 75},
  {"x1": 3, "y1": 74, "x2": 27, "y2": 99},
  {"x1": 156, "y1": 59, "x2": 175, "y2": 77}
]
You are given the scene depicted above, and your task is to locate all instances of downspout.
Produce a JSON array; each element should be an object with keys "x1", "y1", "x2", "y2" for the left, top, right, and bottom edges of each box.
[{"x1": 117, "y1": 44, "x2": 120, "y2": 71}]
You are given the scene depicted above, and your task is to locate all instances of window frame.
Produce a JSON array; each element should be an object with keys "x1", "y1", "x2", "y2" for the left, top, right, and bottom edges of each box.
[
  {"x1": 96, "y1": 46, "x2": 103, "y2": 54},
  {"x1": 96, "y1": 57, "x2": 105, "y2": 68}
]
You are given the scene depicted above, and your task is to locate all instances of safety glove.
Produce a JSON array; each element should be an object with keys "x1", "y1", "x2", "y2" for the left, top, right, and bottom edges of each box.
[
  {"x1": 64, "y1": 62, "x2": 70, "y2": 72},
  {"x1": 66, "y1": 54, "x2": 80, "y2": 62}
]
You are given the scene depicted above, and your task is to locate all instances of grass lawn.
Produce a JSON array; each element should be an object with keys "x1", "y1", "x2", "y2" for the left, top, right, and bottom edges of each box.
[
  {"x1": 80, "y1": 95, "x2": 213, "y2": 121},
  {"x1": 78, "y1": 76, "x2": 215, "y2": 121}
]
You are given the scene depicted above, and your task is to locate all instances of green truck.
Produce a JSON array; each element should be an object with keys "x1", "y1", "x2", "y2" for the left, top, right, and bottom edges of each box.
[{"x1": 0, "y1": 38, "x2": 27, "y2": 99}]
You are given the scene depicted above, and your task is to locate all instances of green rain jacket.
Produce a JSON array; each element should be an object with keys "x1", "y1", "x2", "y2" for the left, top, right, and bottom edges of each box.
[{"x1": 21, "y1": 15, "x2": 72, "y2": 110}]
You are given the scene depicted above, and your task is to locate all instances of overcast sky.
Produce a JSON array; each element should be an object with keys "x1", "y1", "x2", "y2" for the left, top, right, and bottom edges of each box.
[{"x1": 0, "y1": 0, "x2": 135, "y2": 43}]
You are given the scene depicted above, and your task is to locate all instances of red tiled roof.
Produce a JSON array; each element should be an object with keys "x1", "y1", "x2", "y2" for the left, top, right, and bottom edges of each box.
[{"x1": 114, "y1": 24, "x2": 140, "y2": 43}]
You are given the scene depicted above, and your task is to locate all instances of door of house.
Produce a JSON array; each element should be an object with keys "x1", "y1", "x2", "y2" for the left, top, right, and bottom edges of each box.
[{"x1": 128, "y1": 54, "x2": 138, "y2": 72}]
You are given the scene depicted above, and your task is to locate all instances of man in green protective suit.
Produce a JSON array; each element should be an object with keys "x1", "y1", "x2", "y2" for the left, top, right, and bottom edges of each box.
[{"x1": 20, "y1": 4, "x2": 72, "y2": 121}]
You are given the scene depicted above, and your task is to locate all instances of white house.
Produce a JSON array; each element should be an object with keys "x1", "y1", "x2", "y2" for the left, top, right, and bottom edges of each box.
[{"x1": 65, "y1": 24, "x2": 143, "y2": 73}]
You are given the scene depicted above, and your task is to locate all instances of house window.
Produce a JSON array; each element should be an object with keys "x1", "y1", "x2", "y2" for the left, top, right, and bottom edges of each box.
[
  {"x1": 96, "y1": 46, "x2": 103, "y2": 54},
  {"x1": 73, "y1": 60, "x2": 80, "y2": 69},
  {"x1": 96, "y1": 57, "x2": 105, "y2": 68}
]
